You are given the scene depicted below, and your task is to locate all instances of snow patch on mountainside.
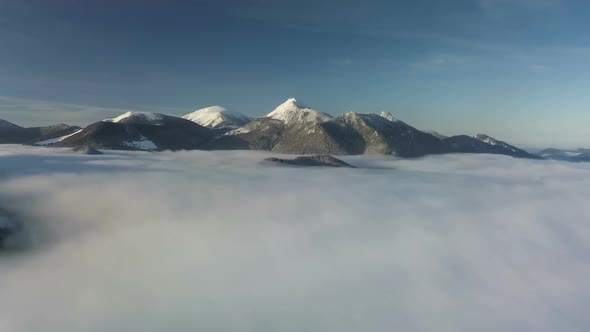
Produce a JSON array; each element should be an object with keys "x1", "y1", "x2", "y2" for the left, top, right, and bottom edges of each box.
[
  {"x1": 183, "y1": 106, "x2": 252, "y2": 128},
  {"x1": 227, "y1": 126, "x2": 253, "y2": 135},
  {"x1": 475, "y1": 134, "x2": 498, "y2": 146},
  {"x1": 122, "y1": 136, "x2": 157, "y2": 150},
  {"x1": 475, "y1": 134, "x2": 517, "y2": 153},
  {"x1": 379, "y1": 112, "x2": 407, "y2": 125},
  {"x1": 104, "y1": 112, "x2": 165, "y2": 124},
  {"x1": 34, "y1": 129, "x2": 84, "y2": 146},
  {"x1": 266, "y1": 98, "x2": 333, "y2": 124}
]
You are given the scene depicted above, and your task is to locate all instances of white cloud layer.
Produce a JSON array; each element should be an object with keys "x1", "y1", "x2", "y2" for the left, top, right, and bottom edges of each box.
[{"x1": 0, "y1": 146, "x2": 589, "y2": 331}]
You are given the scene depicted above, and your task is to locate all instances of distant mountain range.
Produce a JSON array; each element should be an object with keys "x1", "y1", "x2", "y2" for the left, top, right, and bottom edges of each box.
[
  {"x1": 0, "y1": 98, "x2": 578, "y2": 160},
  {"x1": 0, "y1": 120, "x2": 81, "y2": 145},
  {"x1": 538, "y1": 148, "x2": 590, "y2": 162}
]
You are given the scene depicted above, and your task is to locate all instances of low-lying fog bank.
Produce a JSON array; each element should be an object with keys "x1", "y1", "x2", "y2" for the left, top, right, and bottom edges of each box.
[{"x1": 1, "y1": 145, "x2": 589, "y2": 332}]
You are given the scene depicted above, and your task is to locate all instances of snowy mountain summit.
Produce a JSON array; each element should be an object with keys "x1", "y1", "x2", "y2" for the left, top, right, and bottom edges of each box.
[
  {"x1": 379, "y1": 112, "x2": 407, "y2": 125},
  {"x1": 103, "y1": 112, "x2": 167, "y2": 125},
  {"x1": 182, "y1": 106, "x2": 252, "y2": 129},
  {"x1": 265, "y1": 98, "x2": 333, "y2": 124}
]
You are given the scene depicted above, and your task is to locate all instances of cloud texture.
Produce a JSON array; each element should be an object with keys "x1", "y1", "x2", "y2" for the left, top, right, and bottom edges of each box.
[{"x1": 0, "y1": 146, "x2": 589, "y2": 331}]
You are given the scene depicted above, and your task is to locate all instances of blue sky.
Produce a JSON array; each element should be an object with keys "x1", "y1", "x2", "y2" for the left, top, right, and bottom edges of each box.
[{"x1": 1, "y1": 0, "x2": 589, "y2": 147}]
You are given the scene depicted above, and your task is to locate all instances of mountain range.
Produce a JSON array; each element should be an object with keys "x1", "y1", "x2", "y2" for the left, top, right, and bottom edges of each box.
[
  {"x1": 538, "y1": 148, "x2": 590, "y2": 162},
  {"x1": 0, "y1": 120, "x2": 81, "y2": 145},
  {"x1": 0, "y1": 98, "x2": 558, "y2": 160}
]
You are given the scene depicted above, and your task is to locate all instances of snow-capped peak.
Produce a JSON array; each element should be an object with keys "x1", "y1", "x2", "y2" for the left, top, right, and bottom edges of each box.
[
  {"x1": 474, "y1": 133, "x2": 498, "y2": 145},
  {"x1": 103, "y1": 111, "x2": 166, "y2": 124},
  {"x1": 266, "y1": 98, "x2": 332, "y2": 124},
  {"x1": 182, "y1": 106, "x2": 252, "y2": 129},
  {"x1": 379, "y1": 112, "x2": 407, "y2": 125}
]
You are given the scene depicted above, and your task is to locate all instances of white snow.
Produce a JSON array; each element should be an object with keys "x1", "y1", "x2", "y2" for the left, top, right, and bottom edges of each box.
[
  {"x1": 475, "y1": 134, "x2": 500, "y2": 146},
  {"x1": 379, "y1": 112, "x2": 406, "y2": 125},
  {"x1": 34, "y1": 129, "x2": 83, "y2": 146},
  {"x1": 182, "y1": 106, "x2": 252, "y2": 128},
  {"x1": 226, "y1": 126, "x2": 253, "y2": 135},
  {"x1": 265, "y1": 98, "x2": 333, "y2": 124},
  {"x1": 103, "y1": 112, "x2": 165, "y2": 124},
  {"x1": 122, "y1": 136, "x2": 157, "y2": 150},
  {"x1": 482, "y1": 137, "x2": 496, "y2": 145}
]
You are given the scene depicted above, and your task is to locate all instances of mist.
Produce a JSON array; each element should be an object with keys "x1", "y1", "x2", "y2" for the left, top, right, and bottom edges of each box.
[{"x1": 1, "y1": 145, "x2": 589, "y2": 332}]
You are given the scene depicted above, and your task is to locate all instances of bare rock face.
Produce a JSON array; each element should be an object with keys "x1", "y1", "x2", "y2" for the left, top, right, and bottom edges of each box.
[
  {"x1": 210, "y1": 102, "x2": 446, "y2": 158},
  {"x1": 73, "y1": 145, "x2": 103, "y2": 155},
  {"x1": 263, "y1": 155, "x2": 355, "y2": 168}
]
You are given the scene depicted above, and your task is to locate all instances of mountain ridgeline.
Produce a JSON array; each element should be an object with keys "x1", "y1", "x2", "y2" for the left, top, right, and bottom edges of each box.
[
  {"x1": 1, "y1": 98, "x2": 542, "y2": 159},
  {"x1": 0, "y1": 120, "x2": 81, "y2": 145}
]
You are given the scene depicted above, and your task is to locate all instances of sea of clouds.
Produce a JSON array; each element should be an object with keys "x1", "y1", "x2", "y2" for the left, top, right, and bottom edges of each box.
[{"x1": 0, "y1": 145, "x2": 589, "y2": 332}]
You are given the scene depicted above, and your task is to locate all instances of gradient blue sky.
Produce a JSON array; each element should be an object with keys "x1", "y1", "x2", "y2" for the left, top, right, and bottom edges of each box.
[{"x1": 1, "y1": 0, "x2": 589, "y2": 147}]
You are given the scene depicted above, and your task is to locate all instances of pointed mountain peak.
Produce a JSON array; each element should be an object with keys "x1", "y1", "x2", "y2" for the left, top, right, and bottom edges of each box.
[
  {"x1": 283, "y1": 97, "x2": 308, "y2": 109},
  {"x1": 379, "y1": 112, "x2": 396, "y2": 121},
  {"x1": 266, "y1": 98, "x2": 332, "y2": 124},
  {"x1": 378, "y1": 112, "x2": 407, "y2": 125}
]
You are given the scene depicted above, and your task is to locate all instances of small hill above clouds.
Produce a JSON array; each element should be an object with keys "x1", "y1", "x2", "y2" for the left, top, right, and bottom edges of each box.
[
  {"x1": 182, "y1": 106, "x2": 252, "y2": 129},
  {"x1": 263, "y1": 155, "x2": 355, "y2": 168}
]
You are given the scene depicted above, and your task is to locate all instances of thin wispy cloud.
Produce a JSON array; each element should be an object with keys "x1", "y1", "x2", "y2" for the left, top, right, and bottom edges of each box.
[
  {"x1": 478, "y1": 0, "x2": 563, "y2": 17},
  {"x1": 0, "y1": 96, "x2": 155, "y2": 127},
  {"x1": 528, "y1": 64, "x2": 547, "y2": 72}
]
